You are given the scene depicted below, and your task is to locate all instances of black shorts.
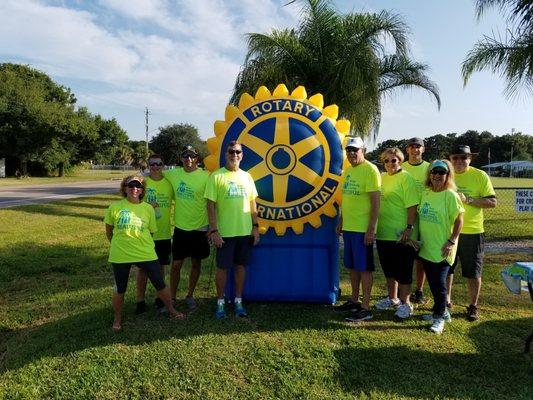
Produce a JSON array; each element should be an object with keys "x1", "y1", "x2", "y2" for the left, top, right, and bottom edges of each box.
[
  {"x1": 112, "y1": 260, "x2": 165, "y2": 294},
  {"x1": 216, "y1": 236, "x2": 253, "y2": 270},
  {"x1": 376, "y1": 240, "x2": 415, "y2": 284},
  {"x1": 449, "y1": 233, "x2": 484, "y2": 278},
  {"x1": 154, "y1": 239, "x2": 172, "y2": 265},
  {"x1": 172, "y1": 227, "x2": 210, "y2": 261}
]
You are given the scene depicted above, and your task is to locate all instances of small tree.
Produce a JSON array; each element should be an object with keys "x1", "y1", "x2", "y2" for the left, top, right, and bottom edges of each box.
[{"x1": 149, "y1": 124, "x2": 206, "y2": 165}]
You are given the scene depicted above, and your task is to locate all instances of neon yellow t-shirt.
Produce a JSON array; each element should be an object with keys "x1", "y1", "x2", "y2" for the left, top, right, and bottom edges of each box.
[
  {"x1": 377, "y1": 170, "x2": 419, "y2": 240},
  {"x1": 144, "y1": 176, "x2": 174, "y2": 240},
  {"x1": 341, "y1": 160, "x2": 381, "y2": 233},
  {"x1": 204, "y1": 167, "x2": 258, "y2": 237},
  {"x1": 454, "y1": 166, "x2": 496, "y2": 234},
  {"x1": 163, "y1": 168, "x2": 209, "y2": 231},
  {"x1": 403, "y1": 160, "x2": 430, "y2": 195},
  {"x1": 418, "y1": 189, "x2": 464, "y2": 264},
  {"x1": 104, "y1": 199, "x2": 158, "y2": 263}
]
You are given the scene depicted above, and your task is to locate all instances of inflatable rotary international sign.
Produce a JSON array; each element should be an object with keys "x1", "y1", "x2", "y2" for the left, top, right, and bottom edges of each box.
[{"x1": 205, "y1": 84, "x2": 350, "y2": 303}]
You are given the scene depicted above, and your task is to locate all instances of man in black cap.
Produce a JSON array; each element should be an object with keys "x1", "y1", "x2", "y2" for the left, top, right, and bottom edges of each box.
[
  {"x1": 163, "y1": 145, "x2": 210, "y2": 310},
  {"x1": 448, "y1": 144, "x2": 496, "y2": 321},
  {"x1": 403, "y1": 137, "x2": 430, "y2": 306}
]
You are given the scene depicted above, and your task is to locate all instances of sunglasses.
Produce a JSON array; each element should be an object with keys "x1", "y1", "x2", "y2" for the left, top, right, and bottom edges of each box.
[
  {"x1": 384, "y1": 158, "x2": 398, "y2": 164},
  {"x1": 430, "y1": 169, "x2": 448, "y2": 176},
  {"x1": 127, "y1": 181, "x2": 143, "y2": 189},
  {"x1": 181, "y1": 153, "x2": 197, "y2": 159},
  {"x1": 149, "y1": 162, "x2": 163, "y2": 167},
  {"x1": 227, "y1": 149, "x2": 242, "y2": 155},
  {"x1": 451, "y1": 155, "x2": 468, "y2": 161},
  {"x1": 346, "y1": 148, "x2": 359, "y2": 153}
]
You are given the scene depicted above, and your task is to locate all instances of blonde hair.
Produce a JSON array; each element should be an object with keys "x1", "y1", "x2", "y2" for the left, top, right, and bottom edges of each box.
[
  {"x1": 380, "y1": 147, "x2": 405, "y2": 164},
  {"x1": 119, "y1": 175, "x2": 146, "y2": 200},
  {"x1": 424, "y1": 160, "x2": 457, "y2": 191}
]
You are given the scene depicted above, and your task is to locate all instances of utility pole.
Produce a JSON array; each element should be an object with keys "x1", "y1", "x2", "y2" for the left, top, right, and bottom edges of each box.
[
  {"x1": 145, "y1": 107, "x2": 151, "y2": 156},
  {"x1": 510, "y1": 128, "x2": 515, "y2": 178}
]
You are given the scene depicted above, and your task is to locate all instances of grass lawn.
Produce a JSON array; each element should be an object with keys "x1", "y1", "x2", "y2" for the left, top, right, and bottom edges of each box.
[
  {"x1": 0, "y1": 169, "x2": 132, "y2": 187},
  {"x1": 490, "y1": 177, "x2": 533, "y2": 188},
  {"x1": 0, "y1": 196, "x2": 531, "y2": 399}
]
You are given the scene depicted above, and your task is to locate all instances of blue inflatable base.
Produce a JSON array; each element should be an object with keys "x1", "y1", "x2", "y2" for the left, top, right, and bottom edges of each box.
[{"x1": 226, "y1": 216, "x2": 340, "y2": 304}]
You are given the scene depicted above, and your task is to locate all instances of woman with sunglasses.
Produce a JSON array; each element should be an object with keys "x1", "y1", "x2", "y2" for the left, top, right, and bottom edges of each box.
[
  {"x1": 418, "y1": 160, "x2": 464, "y2": 334},
  {"x1": 375, "y1": 148, "x2": 419, "y2": 320},
  {"x1": 104, "y1": 175, "x2": 185, "y2": 332}
]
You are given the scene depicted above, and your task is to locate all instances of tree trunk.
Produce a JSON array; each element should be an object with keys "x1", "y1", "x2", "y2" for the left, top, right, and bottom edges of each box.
[{"x1": 58, "y1": 162, "x2": 64, "y2": 177}]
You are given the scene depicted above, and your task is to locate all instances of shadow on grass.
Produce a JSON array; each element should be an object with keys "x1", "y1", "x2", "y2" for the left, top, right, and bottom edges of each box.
[
  {"x1": 333, "y1": 317, "x2": 533, "y2": 399},
  {"x1": 16, "y1": 203, "x2": 105, "y2": 222}
]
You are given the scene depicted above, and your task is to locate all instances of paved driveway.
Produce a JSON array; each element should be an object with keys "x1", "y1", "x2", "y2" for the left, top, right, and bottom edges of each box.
[{"x1": 0, "y1": 180, "x2": 119, "y2": 208}]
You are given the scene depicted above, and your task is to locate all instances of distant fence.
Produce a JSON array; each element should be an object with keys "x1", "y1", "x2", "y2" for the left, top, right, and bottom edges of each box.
[
  {"x1": 90, "y1": 164, "x2": 137, "y2": 171},
  {"x1": 484, "y1": 187, "x2": 533, "y2": 252}
]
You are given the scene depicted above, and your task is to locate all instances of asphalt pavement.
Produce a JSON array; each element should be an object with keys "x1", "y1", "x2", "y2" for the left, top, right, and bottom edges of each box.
[{"x1": 0, "y1": 180, "x2": 120, "y2": 208}]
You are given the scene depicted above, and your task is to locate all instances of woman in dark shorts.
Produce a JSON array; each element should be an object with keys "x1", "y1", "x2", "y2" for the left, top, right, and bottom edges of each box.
[
  {"x1": 104, "y1": 175, "x2": 185, "y2": 331},
  {"x1": 375, "y1": 148, "x2": 420, "y2": 320}
]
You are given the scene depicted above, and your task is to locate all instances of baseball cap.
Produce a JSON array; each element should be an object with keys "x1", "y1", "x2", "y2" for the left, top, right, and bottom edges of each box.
[
  {"x1": 407, "y1": 137, "x2": 425, "y2": 147},
  {"x1": 345, "y1": 137, "x2": 365, "y2": 149},
  {"x1": 430, "y1": 160, "x2": 449, "y2": 172}
]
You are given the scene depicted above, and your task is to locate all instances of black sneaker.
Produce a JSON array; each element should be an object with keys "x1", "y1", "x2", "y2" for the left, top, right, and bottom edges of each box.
[
  {"x1": 333, "y1": 299, "x2": 362, "y2": 313},
  {"x1": 466, "y1": 304, "x2": 479, "y2": 321},
  {"x1": 410, "y1": 290, "x2": 428, "y2": 305},
  {"x1": 154, "y1": 298, "x2": 165, "y2": 310},
  {"x1": 345, "y1": 308, "x2": 373, "y2": 322},
  {"x1": 135, "y1": 300, "x2": 147, "y2": 315}
]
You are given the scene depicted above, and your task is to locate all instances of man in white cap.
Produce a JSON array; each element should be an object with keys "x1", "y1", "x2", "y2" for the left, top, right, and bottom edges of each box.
[
  {"x1": 448, "y1": 144, "x2": 496, "y2": 321},
  {"x1": 334, "y1": 136, "x2": 381, "y2": 322},
  {"x1": 403, "y1": 137, "x2": 430, "y2": 306}
]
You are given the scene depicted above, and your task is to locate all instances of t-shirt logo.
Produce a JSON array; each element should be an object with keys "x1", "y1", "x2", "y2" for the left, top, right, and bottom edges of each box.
[
  {"x1": 146, "y1": 188, "x2": 157, "y2": 203},
  {"x1": 419, "y1": 201, "x2": 439, "y2": 223},
  {"x1": 342, "y1": 175, "x2": 360, "y2": 196},
  {"x1": 226, "y1": 181, "x2": 246, "y2": 198},
  {"x1": 116, "y1": 208, "x2": 143, "y2": 232},
  {"x1": 117, "y1": 209, "x2": 131, "y2": 226},
  {"x1": 176, "y1": 180, "x2": 195, "y2": 200}
]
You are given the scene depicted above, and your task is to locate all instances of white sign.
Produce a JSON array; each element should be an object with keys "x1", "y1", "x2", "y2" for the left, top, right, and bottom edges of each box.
[
  {"x1": 515, "y1": 189, "x2": 533, "y2": 212},
  {"x1": 0, "y1": 158, "x2": 5, "y2": 178}
]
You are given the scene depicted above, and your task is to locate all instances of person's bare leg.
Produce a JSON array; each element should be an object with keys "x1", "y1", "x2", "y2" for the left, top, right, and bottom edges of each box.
[
  {"x1": 215, "y1": 268, "x2": 227, "y2": 299},
  {"x1": 349, "y1": 270, "x2": 361, "y2": 302},
  {"x1": 170, "y1": 259, "x2": 184, "y2": 300},
  {"x1": 399, "y1": 283, "x2": 411, "y2": 305},
  {"x1": 156, "y1": 287, "x2": 185, "y2": 319},
  {"x1": 361, "y1": 271, "x2": 373, "y2": 310},
  {"x1": 136, "y1": 269, "x2": 148, "y2": 302},
  {"x1": 157, "y1": 265, "x2": 166, "y2": 300},
  {"x1": 468, "y1": 277, "x2": 481, "y2": 306},
  {"x1": 446, "y1": 274, "x2": 454, "y2": 305},
  {"x1": 387, "y1": 278, "x2": 398, "y2": 301},
  {"x1": 112, "y1": 293, "x2": 125, "y2": 331},
  {"x1": 234, "y1": 265, "x2": 246, "y2": 298},
  {"x1": 415, "y1": 260, "x2": 425, "y2": 291},
  {"x1": 187, "y1": 258, "x2": 202, "y2": 297}
]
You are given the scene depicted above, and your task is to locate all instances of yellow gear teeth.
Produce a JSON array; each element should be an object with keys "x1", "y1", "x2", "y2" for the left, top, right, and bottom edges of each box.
[
  {"x1": 203, "y1": 155, "x2": 218, "y2": 172},
  {"x1": 335, "y1": 120, "x2": 350, "y2": 134},
  {"x1": 214, "y1": 120, "x2": 227, "y2": 137},
  {"x1": 308, "y1": 93, "x2": 324, "y2": 109},
  {"x1": 291, "y1": 86, "x2": 307, "y2": 100},
  {"x1": 273, "y1": 84, "x2": 289, "y2": 97},
  {"x1": 225, "y1": 105, "x2": 240, "y2": 122},
  {"x1": 255, "y1": 86, "x2": 271, "y2": 100},
  {"x1": 209, "y1": 85, "x2": 350, "y2": 235},
  {"x1": 207, "y1": 137, "x2": 219, "y2": 154},
  {"x1": 323, "y1": 105, "x2": 339, "y2": 119},
  {"x1": 238, "y1": 93, "x2": 255, "y2": 110}
]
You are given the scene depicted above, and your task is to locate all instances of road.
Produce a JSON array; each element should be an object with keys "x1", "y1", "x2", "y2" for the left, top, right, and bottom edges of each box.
[{"x1": 0, "y1": 180, "x2": 120, "y2": 208}]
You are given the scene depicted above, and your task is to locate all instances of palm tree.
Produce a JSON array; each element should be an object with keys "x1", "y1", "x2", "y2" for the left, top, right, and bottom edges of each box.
[
  {"x1": 231, "y1": 0, "x2": 440, "y2": 139},
  {"x1": 462, "y1": 0, "x2": 533, "y2": 98}
]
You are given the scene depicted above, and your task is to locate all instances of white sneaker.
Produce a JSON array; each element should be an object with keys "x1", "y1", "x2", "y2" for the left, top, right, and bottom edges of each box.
[
  {"x1": 375, "y1": 297, "x2": 401, "y2": 310},
  {"x1": 422, "y1": 310, "x2": 452, "y2": 323},
  {"x1": 429, "y1": 317, "x2": 445, "y2": 334},
  {"x1": 394, "y1": 303, "x2": 413, "y2": 320}
]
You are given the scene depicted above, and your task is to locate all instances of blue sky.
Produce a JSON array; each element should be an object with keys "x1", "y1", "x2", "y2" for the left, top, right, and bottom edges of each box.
[{"x1": 1, "y1": 0, "x2": 531, "y2": 149}]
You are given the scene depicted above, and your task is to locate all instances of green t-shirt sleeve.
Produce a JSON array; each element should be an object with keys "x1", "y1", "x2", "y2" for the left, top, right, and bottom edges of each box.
[
  {"x1": 148, "y1": 205, "x2": 158, "y2": 234},
  {"x1": 480, "y1": 172, "x2": 496, "y2": 197},
  {"x1": 204, "y1": 174, "x2": 217, "y2": 202},
  {"x1": 404, "y1": 174, "x2": 420, "y2": 208},
  {"x1": 447, "y1": 190, "x2": 465, "y2": 224},
  {"x1": 248, "y1": 174, "x2": 258, "y2": 200},
  {"x1": 104, "y1": 205, "x2": 114, "y2": 225},
  {"x1": 366, "y1": 166, "x2": 381, "y2": 192}
]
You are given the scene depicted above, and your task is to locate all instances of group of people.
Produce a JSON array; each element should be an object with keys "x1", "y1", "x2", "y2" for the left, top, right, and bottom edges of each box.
[
  {"x1": 104, "y1": 136, "x2": 496, "y2": 335},
  {"x1": 104, "y1": 141, "x2": 258, "y2": 331},
  {"x1": 334, "y1": 137, "x2": 496, "y2": 334}
]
